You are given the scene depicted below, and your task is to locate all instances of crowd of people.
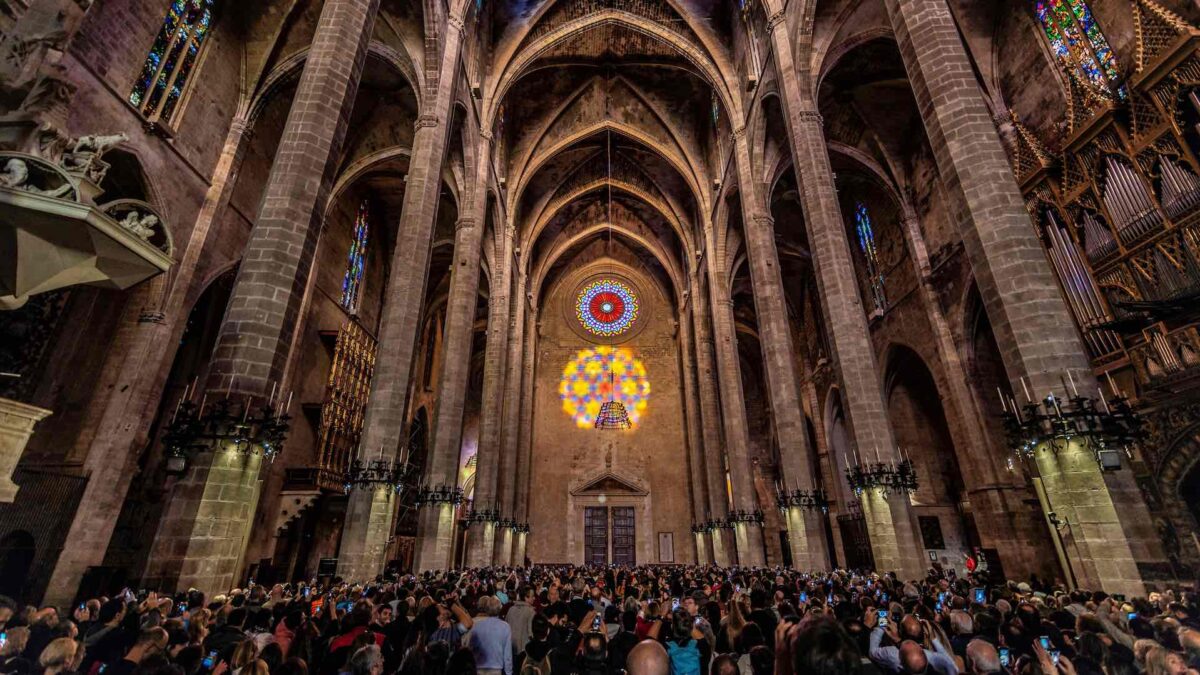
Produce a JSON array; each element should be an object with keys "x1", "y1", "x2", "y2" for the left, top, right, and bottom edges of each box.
[{"x1": 1, "y1": 564, "x2": 1197, "y2": 675}]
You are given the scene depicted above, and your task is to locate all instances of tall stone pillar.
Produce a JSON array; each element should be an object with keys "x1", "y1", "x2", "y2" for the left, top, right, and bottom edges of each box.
[
  {"x1": 677, "y1": 301, "x2": 712, "y2": 564},
  {"x1": 882, "y1": 0, "x2": 1152, "y2": 594},
  {"x1": 494, "y1": 265, "x2": 526, "y2": 565},
  {"x1": 43, "y1": 116, "x2": 253, "y2": 606},
  {"x1": 145, "y1": 0, "x2": 381, "y2": 594},
  {"x1": 702, "y1": 215, "x2": 765, "y2": 567},
  {"x1": 730, "y1": 130, "x2": 829, "y2": 571},
  {"x1": 466, "y1": 216, "x2": 511, "y2": 569},
  {"x1": 338, "y1": 11, "x2": 467, "y2": 580},
  {"x1": 763, "y1": 19, "x2": 922, "y2": 579},
  {"x1": 512, "y1": 304, "x2": 538, "y2": 566},
  {"x1": 690, "y1": 270, "x2": 733, "y2": 566}
]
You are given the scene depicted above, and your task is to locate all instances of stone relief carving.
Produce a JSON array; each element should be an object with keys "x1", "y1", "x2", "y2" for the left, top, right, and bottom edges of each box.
[
  {"x1": 0, "y1": 153, "x2": 76, "y2": 199},
  {"x1": 61, "y1": 132, "x2": 128, "y2": 185},
  {"x1": 101, "y1": 200, "x2": 171, "y2": 254}
]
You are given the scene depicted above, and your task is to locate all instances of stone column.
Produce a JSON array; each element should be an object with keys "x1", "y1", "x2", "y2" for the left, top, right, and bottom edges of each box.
[
  {"x1": 763, "y1": 20, "x2": 922, "y2": 578},
  {"x1": 143, "y1": 0, "x2": 381, "y2": 594},
  {"x1": 702, "y1": 216, "x2": 765, "y2": 567},
  {"x1": 494, "y1": 264, "x2": 526, "y2": 565},
  {"x1": 731, "y1": 128, "x2": 829, "y2": 571},
  {"x1": 338, "y1": 13, "x2": 467, "y2": 580},
  {"x1": 466, "y1": 217, "x2": 511, "y2": 569},
  {"x1": 677, "y1": 300, "x2": 712, "y2": 564},
  {"x1": 883, "y1": 0, "x2": 1151, "y2": 594},
  {"x1": 43, "y1": 115, "x2": 252, "y2": 606},
  {"x1": 690, "y1": 270, "x2": 733, "y2": 566},
  {"x1": 512, "y1": 304, "x2": 538, "y2": 566}
]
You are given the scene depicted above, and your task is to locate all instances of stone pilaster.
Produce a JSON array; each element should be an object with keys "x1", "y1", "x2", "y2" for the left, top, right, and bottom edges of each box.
[
  {"x1": 145, "y1": 0, "x2": 381, "y2": 594},
  {"x1": 677, "y1": 302, "x2": 712, "y2": 564},
  {"x1": 340, "y1": 12, "x2": 467, "y2": 579},
  {"x1": 512, "y1": 305, "x2": 538, "y2": 565},
  {"x1": 883, "y1": 0, "x2": 1150, "y2": 594},
  {"x1": 764, "y1": 20, "x2": 923, "y2": 578},
  {"x1": 0, "y1": 399, "x2": 50, "y2": 502},
  {"x1": 43, "y1": 116, "x2": 252, "y2": 606},
  {"x1": 690, "y1": 271, "x2": 734, "y2": 566},
  {"x1": 702, "y1": 230, "x2": 765, "y2": 566}
]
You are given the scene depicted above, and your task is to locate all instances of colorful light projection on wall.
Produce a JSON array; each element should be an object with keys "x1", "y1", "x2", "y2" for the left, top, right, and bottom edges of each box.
[
  {"x1": 559, "y1": 347, "x2": 651, "y2": 429},
  {"x1": 576, "y1": 279, "x2": 639, "y2": 337}
]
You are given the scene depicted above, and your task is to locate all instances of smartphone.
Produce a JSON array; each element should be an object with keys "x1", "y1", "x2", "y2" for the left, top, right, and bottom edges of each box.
[
  {"x1": 1051, "y1": 650, "x2": 1061, "y2": 665},
  {"x1": 99, "y1": 665, "x2": 108, "y2": 674},
  {"x1": 202, "y1": 651, "x2": 217, "y2": 670},
  {"x1": 179, "y1": 602, "x2": 187, "y2": 613},
  {"x1": 0, "y1": 633, "x2": 6, "y2": 650},
  {"x1": 999, "y1": 648, "x2": 1011, "y2": 668},
  {"x1": 693, "y1": 616, "x2": 702, "y2": 626},
  {"x1": 880, "y1": 592, "x2": 889, "y2": 603},
  {"x1": 304, "y1": 587, "x2": 311, "y2": 599},
  {"x1": 1127, "y1": 612, "x2": 1138, "y2": 621},
  {"x1": 799, "y1": 591, "x2": 808, "y2": 603},
  {"x1": 672, "y1": 598, "x2": 680, "y2": 611},
  {"x1": 1113, "y1": 593, "x2": 1126, "y2": 602},
  {"x1": 1039, "y1": 636, "x2": 1051, "y2": 650},
  {"x1": 973, "y1": 588, "x2": 985, "y2": 604},
  {"x1": 827, "y1": 593, "x2": 834, "y2": 605},
  {"x1": 78, "y1": 603, "x2": 86, "y2": 612},
  {"x1": 878, "y1": 610, "x2": 889, "y2": 628},
  {"x1": 592, "y1": 614, "x2": 602, "y2": 631}
]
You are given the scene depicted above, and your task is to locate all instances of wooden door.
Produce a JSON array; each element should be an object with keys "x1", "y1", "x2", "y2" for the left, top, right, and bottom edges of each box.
[
  {"x1": 585, "y1": 507, "x2": 609, "y2": 565},
  {"x1": 611, "y1": 507, "x2": 636, "y2": 565},
  {"x1": 837, "y1": 512, "x2": 875, "y2": 571}
]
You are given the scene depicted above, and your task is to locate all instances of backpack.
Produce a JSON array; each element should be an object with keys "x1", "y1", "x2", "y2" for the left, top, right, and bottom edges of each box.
[
  {"x1": 520, "y1": 652, "x2": 552, "y2": 675},
  {"x1": 666, "y1": 639, "x2": 701, "y2": 675}
]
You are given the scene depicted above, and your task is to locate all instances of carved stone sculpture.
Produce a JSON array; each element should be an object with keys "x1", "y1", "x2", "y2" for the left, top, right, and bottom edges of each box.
[{"x1": 118, "y1": 210, "x2": 158, "y2": 241}]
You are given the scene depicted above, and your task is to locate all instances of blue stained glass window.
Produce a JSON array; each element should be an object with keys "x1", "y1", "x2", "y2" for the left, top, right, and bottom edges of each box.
[
  {"x1": 854, "y1": 203, "x2": 886, "y2": 312},
  {"x1": 1035, "y1": 0, "x2": 1122, "y2": 96},
  {"x1": 342, "y1": 200, "x2": 370, "y2": 313},
  {"x1": 130, "y1": 0, "x2": 215, "y2": 123}
]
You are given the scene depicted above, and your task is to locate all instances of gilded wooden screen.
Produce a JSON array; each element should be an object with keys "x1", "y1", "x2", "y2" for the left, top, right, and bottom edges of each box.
[{"x1": 316, "y1": 320, "x2": 377, "y2": 477}]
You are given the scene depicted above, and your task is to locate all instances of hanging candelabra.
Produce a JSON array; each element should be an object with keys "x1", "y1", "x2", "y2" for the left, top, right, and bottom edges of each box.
[
  {"x1": 414, "y1": 483, "x2": 465, "y2": 508},
  {"x1": 511, "y1": 522, "x2": 531, "y2": 535},
  {"x1": 162, "y1": 383, "x2": 292, "y2": 476},
  {"x1": 342, "y1": 452, "x2": 418, "y2": 494},
  {"x1": 776, "y1": 487, "x2": 830, "y2": 514},
  {"x1": 593, "y1": 122, "x2": 632, "y2": 432},
  {"x1": 463, "y1": 502, "x2": 501, "y2": 528},
  {"x1": 998, "y1": 373, "x2": 1144, "y2": 471},
  {"x1": 845, "y1": 458, "x2": 919, "y2": 497},
  {"x1": 726, "y1": 509, "x2": 765, "y2": 525}
]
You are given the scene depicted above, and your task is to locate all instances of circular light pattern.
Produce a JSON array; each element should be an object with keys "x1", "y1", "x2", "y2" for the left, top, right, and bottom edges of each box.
[
  {"x1": 576, "y1": 279, "x2": 639, "y2": 337},
  {"x1": 559, "y1": 347, "x2": 651, "y2": 429}
]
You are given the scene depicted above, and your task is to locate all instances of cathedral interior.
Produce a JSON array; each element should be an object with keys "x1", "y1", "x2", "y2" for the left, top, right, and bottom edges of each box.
[{"x1": 1, "y1": 0, "x2": 1200, "y2": 605}]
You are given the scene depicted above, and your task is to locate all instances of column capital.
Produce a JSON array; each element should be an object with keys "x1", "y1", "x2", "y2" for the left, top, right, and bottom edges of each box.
[
  {"x1": 731, "y1": 125, "x2": 748, "y2": 140},
  {"x1": 753, "y1": 214, "x2": 775, "y2": 226},
  {"x1": 455, "y1": 217, "x2": 477, "y2": 231},
  {"x1": 480, "y1": 128, "x2": 494, "y2": 141},
  {"x1": 415, "y1": 114, "x2": 440, "y2": 129},
  {"x1": 447, "y1": 14, "x2": 465, "y2": 32}
]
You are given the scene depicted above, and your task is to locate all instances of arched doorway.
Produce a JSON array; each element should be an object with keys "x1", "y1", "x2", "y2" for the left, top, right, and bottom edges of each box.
[
  {"x1": 0, "y1": 530, "x2": 36, "y2": 602},
  {"x1": 884, "y1": 344, "x2": 974, "y2": 568}
]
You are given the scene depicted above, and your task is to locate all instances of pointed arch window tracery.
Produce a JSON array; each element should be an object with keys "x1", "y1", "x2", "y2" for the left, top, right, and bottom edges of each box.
[
  {"x1": 854, "y1": 202, "x2": 887, "y2": 313},
  {"x1": 129, "y1": 0, "x2": 215, "y2": 125},
  {"x1": 1034, "y1": 0, "x2": 1122, "y2": 95}
]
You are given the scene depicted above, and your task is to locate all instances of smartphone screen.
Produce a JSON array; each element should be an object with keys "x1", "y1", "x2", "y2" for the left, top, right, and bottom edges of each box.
[
  {"x1": 0, "y1": 633, "x2": 7, "y2": 650},
  {"x1": 877, "y1": 610, "x2": 889, "y2": 628},
  {"x1": 592, "y1": 615, "x2": 602, "y2": 631},
  {"x1": 202, "y1": 651, "x2": 217, "y2": 670},
  {"x1": 973, "y1": 588, "x2": 985, "y2": 604},
  {"x1": 799, "y1": 592, "x2": 808, "y2": 602},
  {"x1": 671, "y1": 598, "x2": 680, "y2": 611},
  {"x1": 1127, "y1": 612, "x2": 1137, "y2": 621},
  {"x1": 1039, "y1": 636, "x2": 1051, "y2": 650},
  {"x1": 999, "y1": 648, "x2": 1011, "y2": 667},
  {"x1": 1051, "y1": 650, "x2": 1061, "y2": 665}
]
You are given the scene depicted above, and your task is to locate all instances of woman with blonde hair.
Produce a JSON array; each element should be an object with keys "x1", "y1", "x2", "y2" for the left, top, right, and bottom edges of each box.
[
  {"x1": 37, "y1": 638, "x2": 77, "y2": 675},
  {"x1": 716, "y1": 592, "x2": 749, "y2": 653},
  {"x1": 230, "y1": 639, "x2": 260, "y2": 675},
  {"x1": 1145, "y1": 645, "x2": 1189, "y2": 675}
]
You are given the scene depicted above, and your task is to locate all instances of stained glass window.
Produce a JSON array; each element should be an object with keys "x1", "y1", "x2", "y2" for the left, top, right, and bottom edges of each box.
[
  {"x1": 129, "y1": 0, "x2": 215, "y2": 124},
  {"x1": 576, "y1": 279, "x2": 639, "y2": 337},
  {"x1": 341, "y1": 200, "x2": 370, "y2": 313},
  {"x1": 559, "y1": 347, "x2": 651, "y2": 429},
  {"x1": 854, "y1": 203, "x2": 886, "y2": 312},
  {"x1": 1035, "y1": 0, "x2": 1122, "y2": 96}
]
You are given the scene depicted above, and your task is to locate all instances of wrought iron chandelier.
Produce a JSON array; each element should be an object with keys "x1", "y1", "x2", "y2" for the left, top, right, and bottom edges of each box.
[
  {"x1": 776, "y1": 487, "x2": 831, "y2": 514},
  {"x1": 463, "y1": 503, "x2": 501, "y2": 527},
  {"x1": 414, "y1": 483, "x2": 464, "y2": 507},
  {"x1": 998, "y1": 375, "x2": 1144, "y2": 470},
  {"x1": 845, "y1": 458, "x2": 919, "y2": 497},
  {"x1": 727, "y1": 509, "x2": 765, "y2": 525},
  {"x1": 342, "y1": 452, "x2": 418, "y2": 494},
  {"x1": 162, "y1": 385, "x2": 292, "y2": 475}
]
